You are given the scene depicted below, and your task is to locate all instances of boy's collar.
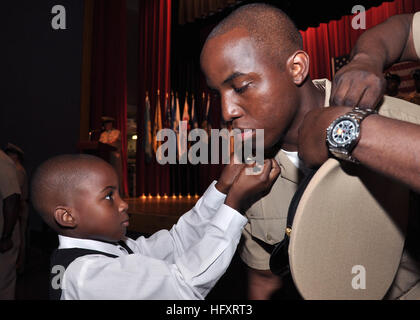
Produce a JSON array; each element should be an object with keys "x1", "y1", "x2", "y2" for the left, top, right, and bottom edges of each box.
[{"x1": 58, "y1": 235, "x2": 131, "y2": 257}]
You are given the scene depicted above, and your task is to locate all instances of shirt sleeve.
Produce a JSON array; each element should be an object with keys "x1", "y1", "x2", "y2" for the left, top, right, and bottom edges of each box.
[
  {"x1": 413, "y1": 12, "x2": 420, "y2": 59},
  {"x1": 61, "y1": 203, "x2": 247, "y2": 300},
  {"x1": 0, "y1": 160, "x2": 21, "y2": 199},
  {"x1": 134, "y1": 181, "x2": 227, "y2": 261}
]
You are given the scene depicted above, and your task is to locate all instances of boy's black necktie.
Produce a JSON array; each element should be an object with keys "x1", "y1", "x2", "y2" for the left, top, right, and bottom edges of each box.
[{"x1": 118, "y1": 240, "x2": 134, "y2": 254}]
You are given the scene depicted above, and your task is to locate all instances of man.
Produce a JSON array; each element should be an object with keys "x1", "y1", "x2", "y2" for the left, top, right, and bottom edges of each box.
[
  {"x1": 201, "y1": 4, "x2": 420, "y2": 299},
  {"x1": 0, "y1": 149, "x2": 21, "y2": 299},
  {"x1": 4, "y1": 143, "x2": 28, "y2": 274},
  {"x1": 299, "y1": 12, "x2": 420, "y2": 193}
]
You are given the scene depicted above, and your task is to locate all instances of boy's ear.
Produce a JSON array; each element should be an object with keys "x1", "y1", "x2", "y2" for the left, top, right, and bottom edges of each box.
[
  {"x1": 286, "y1": 50, "x2": 310, "y2": 86},
  {"x1": 54, "y1": 207, "x2": 77, "y2": 228}
]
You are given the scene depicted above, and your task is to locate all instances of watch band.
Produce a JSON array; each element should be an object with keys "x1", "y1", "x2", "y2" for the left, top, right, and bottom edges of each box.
[
  {"x1": 329, "y1": 147, "x2": 360, "y2": 163},
  {"x1": 328, "y1": 107, "x2": 377, "y2": 163},
  {"x1": 346, "y1": 107, "x2": 377, "y2": 123}
]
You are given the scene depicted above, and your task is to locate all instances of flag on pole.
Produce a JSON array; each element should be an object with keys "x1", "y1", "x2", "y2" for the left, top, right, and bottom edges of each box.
[
  {"x1": 143, "y1": 92, "x2": 153, "y2": 163},
  {"x1": 201, "y1": 92, "x2": 212, "y2": 135},
  {"x1": 190, "y1": 93, "x2": 198, "y2": 129},
  {"x1": 164, "y1": 92, "x2": 172, "y2": 129},
  {"x1": 174, "y1": 92, "x2": 181, "y2": 157},
  {"x1": 182, "y1": 92, "x2": 190, "y2": 129},
  {"x1": 171, "y1": 91, "x2": 176, "y2": 128},
  {"x1": 153, "y1": 90, "x2": 163, "y2": 160},
  {"x1": 173, "y1": 92, "x2": 181, "y2": 133},
  {"x1": 206, "y1": 92, "x2": 211, "y2": 121},
  {"x1": 179, "y1": 92, "x2": 189, "y2": 162}
]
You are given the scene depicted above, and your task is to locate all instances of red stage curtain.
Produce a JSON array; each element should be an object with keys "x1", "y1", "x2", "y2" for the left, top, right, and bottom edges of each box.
[
  {"x1": 137, "y1": 0, "x2": 171, "y2": 196},
  {"x1": 301, "y1": 0, "x2": 420, "y2": 80},
  {"x1": 90, "y1": 0, "x2": 128, "y2": 196}
]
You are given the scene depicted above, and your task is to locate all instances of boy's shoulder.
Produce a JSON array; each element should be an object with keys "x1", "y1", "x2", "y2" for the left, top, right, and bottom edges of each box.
[{"x1": 49, "y1": 248, "x2": 118, "y2": 300}]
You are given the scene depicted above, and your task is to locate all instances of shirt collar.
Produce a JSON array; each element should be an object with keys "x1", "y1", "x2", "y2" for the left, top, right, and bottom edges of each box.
[
  {"x1": 275, "y1": 150, "x2": 302, "y2": 184},
  {"x1": 58, "y1": 235, "x2": 129, "y2": 257},
  {"x1": 274, "y1": 78, "x2": 331, "y2": 184},
  {"x1": 312, "y1": 78, "x2": 331, "y2": 107}
]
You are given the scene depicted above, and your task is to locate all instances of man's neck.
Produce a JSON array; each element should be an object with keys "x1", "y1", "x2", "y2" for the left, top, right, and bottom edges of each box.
[{"x1": 282, "y1": 79, "x2": 326, "y2": 152}]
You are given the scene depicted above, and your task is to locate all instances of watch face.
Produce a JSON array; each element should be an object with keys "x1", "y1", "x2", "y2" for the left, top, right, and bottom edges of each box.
[{"x1": 328, "y1": 117, "x2": 359, "y2": 147}]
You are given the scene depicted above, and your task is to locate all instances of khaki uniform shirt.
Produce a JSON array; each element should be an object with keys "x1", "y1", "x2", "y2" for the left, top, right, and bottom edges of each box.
[
  {"x1": 239, "y1": 79, "x2": 420, "y2": 300},
  {"x1": 239, "y1": 79, "x2": 332, "y2": 269},
  {"x1": 413, "y1": 12, "x2": 420, "y2": 59}
]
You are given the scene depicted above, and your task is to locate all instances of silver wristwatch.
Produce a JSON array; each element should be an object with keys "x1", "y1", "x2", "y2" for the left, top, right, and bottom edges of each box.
[{"x1": 326, "y1": 107, "x2": 377, "y2": 163}]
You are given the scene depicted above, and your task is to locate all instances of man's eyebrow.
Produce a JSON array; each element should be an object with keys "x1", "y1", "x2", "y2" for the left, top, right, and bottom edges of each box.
[
  {"x1": 223, "y1": 72, "x2": 245, "y2": 84},
  {"x1": 101, "y1": 186, "x2": 117, "y2": 193}
]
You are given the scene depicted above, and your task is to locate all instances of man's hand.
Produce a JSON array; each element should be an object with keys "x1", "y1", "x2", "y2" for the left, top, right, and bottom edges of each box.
[
  {"x1": 215, "y1": 153, "x2": 245, "y2": 194},
  {"x1": 225, "y1": 159, "x2": 280, "y2": 212},
  {"x1": 330, "y1": 54, "x2": 386, "y2": 110},
  {"x1": 298, "y1": 106, "x2": 351, "y2": 168}
]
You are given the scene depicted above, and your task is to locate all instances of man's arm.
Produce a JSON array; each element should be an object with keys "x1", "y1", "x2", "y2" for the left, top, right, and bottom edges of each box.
[
  {"x1": 0, "y1": 193, "x2": 20, "y2": 252},
  {"x1": 0, "y1": 156, "x2": 21, "y2": 253},
  {"x1": 298, "y1": 106, "x2": 420, "y2": 192},
  {"x1": 331, "y1": 13, "x2": 417, "y2": 109}
]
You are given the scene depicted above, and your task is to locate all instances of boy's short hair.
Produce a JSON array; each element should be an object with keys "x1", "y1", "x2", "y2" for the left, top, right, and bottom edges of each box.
[{"x1": 31, "y1": 154, "x2": 107, "y2": 231}]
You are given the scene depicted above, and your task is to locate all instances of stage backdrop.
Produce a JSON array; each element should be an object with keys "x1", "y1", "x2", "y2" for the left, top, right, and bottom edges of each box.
[
  {"x1": 137, "y1": 0, "x2": 172, "y2": 197},
  {"x1": 136, "y1": 0, "x2": 420, "y2": 197},
  {"x1": 301, "y1": 0, "x2": 420, "y2": 80},
  {"x1": 90, "y1": 0, "x2": 129, "y2": 196}
]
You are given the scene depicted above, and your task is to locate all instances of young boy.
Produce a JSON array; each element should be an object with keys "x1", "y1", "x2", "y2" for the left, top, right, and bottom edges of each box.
[{"x1": 30, "y1": 154, "x2": 279, "y2": 300}]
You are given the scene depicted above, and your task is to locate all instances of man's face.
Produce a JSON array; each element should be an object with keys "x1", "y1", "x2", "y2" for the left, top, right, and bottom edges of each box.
[
  {"x1": 200, "y1": 28, "x2": 298, "y2": 150},
  {"x1": 104, "y1": 122, "x2": 113, "y2": 131},
  {"x1": 72, "y1": 162, "x2": 129, "y2": 242}
]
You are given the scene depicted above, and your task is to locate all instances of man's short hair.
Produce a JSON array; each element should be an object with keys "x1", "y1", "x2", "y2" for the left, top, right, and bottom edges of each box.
[{"x1": 206, "y1": 3, "x2": 303, "y2": 67}]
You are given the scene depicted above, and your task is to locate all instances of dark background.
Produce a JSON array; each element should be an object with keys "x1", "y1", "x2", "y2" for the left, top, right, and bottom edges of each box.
[{"x1": 1, "y1": 0, "x2": 84, "y2": 230}]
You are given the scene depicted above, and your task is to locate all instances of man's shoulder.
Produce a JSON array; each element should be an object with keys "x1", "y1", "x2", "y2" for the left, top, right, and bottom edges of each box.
[
  {"x1": 378, "y1": 95, "x2": 420, "y2": 124},
  {"x1": 0, "y1": 150, "x2": 14, "y2": 166}
]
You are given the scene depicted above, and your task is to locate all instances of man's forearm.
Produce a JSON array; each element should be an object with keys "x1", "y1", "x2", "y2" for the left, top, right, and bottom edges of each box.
[
  {"x1": 353, "y1": 115, "x2": 420, "y2": 192},
  {"x1": 1, "y1": 193, "x2": 20, "y2": 239},
  {"x1": 351, "y1": 13, "x2": 415, "y2": 70}
]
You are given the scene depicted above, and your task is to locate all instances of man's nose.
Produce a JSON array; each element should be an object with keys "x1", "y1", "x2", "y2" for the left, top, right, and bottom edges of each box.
[{"x1": 221, "y1": 97, "x2": 243, "y2": 122}]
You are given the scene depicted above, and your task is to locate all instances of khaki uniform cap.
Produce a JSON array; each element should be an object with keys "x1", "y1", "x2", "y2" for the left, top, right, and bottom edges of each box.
[{"x1": 288, "y1": 159, "x2": 409, "y2": 299}]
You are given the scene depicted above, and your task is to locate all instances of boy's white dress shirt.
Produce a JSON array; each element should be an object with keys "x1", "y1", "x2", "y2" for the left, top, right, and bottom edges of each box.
[{"x1": 56, "y1": 181, "x2": 247, "y2": 300}]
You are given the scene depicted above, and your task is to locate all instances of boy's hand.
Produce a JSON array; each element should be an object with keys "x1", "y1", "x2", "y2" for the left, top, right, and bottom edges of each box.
[
  {"x1": 225, "y1": 159, "x2": 280, "y2": 212},
  {"x1": 215, "y1": 153, "x2": 245, "y2": 194}
]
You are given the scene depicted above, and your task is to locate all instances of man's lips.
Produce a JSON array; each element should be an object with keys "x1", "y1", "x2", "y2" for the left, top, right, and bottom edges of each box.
[{"x1": 233, "y1": 128, "x2": 256, "y2": 141}]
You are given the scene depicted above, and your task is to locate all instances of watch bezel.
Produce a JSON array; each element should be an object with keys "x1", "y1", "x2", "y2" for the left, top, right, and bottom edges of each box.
[{"x1": 326, "y1": 115, "x2": 360, "y2": 149}]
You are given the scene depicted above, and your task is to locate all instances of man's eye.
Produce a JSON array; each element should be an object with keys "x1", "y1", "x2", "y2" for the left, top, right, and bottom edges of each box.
[{"x1": 233, "y1": 83, "x2": 249, "y2": 94}]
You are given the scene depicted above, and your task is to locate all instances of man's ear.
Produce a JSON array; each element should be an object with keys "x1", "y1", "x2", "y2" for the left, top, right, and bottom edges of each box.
[
  {"x1": 54, "y1": 207, "x2": 77, "y2": 228},
  {"x1": 286, "y1": 50, "x2": 310, "y2": 86}
]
